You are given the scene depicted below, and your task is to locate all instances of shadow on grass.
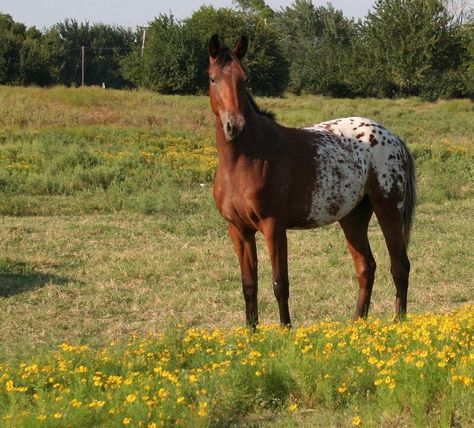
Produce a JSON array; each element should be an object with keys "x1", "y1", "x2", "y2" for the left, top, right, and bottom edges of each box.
[{"x1": 0, "y1": 258, "x2": 73, "y2": 297}]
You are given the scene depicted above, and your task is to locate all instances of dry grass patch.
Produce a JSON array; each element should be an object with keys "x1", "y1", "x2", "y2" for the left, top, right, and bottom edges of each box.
[{"x1": 1, "y1": 198, "x2": 473, "y2": 359}]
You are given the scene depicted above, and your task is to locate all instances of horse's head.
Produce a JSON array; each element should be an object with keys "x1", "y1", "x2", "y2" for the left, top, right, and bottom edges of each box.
[{"x1": 208, "y1": 34, "x2": 249, "y2": 143}]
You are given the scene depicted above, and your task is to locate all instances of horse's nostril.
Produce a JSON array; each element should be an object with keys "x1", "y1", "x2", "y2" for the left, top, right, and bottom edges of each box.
[{"x1": 226, "y1": 122, "x2": 232, "y2": 133}]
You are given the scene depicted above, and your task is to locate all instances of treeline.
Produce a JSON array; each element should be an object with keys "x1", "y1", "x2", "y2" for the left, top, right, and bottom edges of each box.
[{"x1": 1, "y1": 0, "x2": 474, "y2": 99}]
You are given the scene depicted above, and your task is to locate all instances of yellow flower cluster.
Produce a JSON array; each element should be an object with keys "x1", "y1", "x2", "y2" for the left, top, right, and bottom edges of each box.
[
  {"x1": 0, "y1": 305, "x2": 472, "y2": 426},
  {"x1": 441, "y1": 138, "x2": 469, "y2": 155},
  {"x1": 94, "y1": 135, "x2": 218, "y2": 180},
  {"x1": 0, "y1": 153, "x2": 34, "y2": 171},
  {"x1": 154, "y1": 136, "x2": 217, "y2": 177}
]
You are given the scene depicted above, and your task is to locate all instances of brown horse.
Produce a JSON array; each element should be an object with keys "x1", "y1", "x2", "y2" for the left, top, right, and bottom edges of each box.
[{"x1": 208, "y1": 34, "x2": 416, "y2": 327}]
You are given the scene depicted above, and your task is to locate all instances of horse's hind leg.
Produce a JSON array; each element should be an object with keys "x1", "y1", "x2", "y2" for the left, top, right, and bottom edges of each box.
[
  {"x1": 339, "y1": 196, "x2": 376, "y2": 319},
  {"x1": 372, "y1": 201, "x2": 410, "y2": 319}
]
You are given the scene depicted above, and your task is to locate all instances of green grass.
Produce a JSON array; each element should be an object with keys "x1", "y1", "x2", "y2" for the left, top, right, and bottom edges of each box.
[
  {"x1": 0, "y1": 87, "x2": 472, "y2": 217},
  {"x1": 0, "y1": 86, "x2": 473, "y2": 426}
]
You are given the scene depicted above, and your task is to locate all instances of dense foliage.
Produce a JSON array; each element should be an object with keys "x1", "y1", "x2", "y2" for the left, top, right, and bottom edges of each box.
[{"x1": 1, "y1": 0, "x2": 474, "y2": 98}]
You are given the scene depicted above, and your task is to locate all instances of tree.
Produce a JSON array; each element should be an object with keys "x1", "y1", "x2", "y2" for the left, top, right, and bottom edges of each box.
[
  {"x1": 184, "y1": 5, "x2": 289, "y2": 96},
  {"x1": 361, "y1": 0, "x2": 460, "y2": 97},
  {"x1": 40, "y1": 28, "x2": 67, "y2": 85},
  {"x1": 120, "y1": 30, "x2": 145, "y2": 87},
  {"x1": 0, "y1": 14, "x2": 25, "y2": 84},
  {"x1": 122, "y1": 14, "x2": 203, "y2": 94},
  {"x1": 18, "y1": 27, "x2": 54, "y2": 85},
  {"x1": 0, "y1": 14, "x2": 66, "y2": 86},
  {"x1": 274, "y1": 1, "x2": 357, "y2": 96},
  {"x1": 459, "y1": 11, "x2": 474, "y2": 98},
  {"x1": 233, "y1": 0, "x2": 274, "y2": 18}
]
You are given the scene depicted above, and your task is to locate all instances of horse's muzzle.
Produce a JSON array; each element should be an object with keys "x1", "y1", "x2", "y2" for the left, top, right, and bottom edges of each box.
[{"x1": 222, "y1": 113, "x2": 245, "y2": 142}]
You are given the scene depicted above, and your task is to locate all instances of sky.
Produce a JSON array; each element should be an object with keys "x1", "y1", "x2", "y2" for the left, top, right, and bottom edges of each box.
[{"x1": 0, "y1": 0, "x2": 376, "y2": 29}]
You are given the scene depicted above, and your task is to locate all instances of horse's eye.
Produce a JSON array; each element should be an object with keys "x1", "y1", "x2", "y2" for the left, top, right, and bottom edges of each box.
[{"x1": 210, "y1": 77, "x2": 216, "y2": 84}]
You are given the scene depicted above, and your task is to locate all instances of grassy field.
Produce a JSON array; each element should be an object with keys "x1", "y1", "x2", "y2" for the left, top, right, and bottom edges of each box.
[{"x1": 0, "y1": 86, "x2": 473, "y2": 426}]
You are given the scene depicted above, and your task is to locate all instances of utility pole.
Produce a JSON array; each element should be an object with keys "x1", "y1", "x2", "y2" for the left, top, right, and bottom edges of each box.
[
  {"x1": 81, "y1": 46, "x2": 85, "y2": 86},
  {"x1": 141, "y1": 28, "x2": 146, "y2": 58},
  {"x1": 138, "y1": 26, "x2": 148, "y2": 58}
]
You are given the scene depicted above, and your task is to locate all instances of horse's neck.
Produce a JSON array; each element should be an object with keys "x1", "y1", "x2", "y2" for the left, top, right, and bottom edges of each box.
[{"x1": 214, "y1": 114, "x2": 274, "y2": 167}]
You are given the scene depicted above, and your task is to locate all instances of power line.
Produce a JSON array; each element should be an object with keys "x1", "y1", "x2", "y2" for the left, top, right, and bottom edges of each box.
[{"x1": 62, "y1": 47, "x2": 134, "y2": 52}]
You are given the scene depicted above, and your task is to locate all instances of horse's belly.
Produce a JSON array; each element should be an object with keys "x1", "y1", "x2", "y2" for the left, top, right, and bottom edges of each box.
[{"x1": 307, "y1": 180, "x2": 366, "y2": 226}]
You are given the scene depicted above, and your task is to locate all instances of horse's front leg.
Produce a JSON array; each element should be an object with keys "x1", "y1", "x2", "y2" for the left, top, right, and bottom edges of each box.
[
  {"x1": 228, "y1": 223, "x2": 258, "y2": 327},
  {"x1": 261, "y1": 219, "x2": 291, "y2": 326}
]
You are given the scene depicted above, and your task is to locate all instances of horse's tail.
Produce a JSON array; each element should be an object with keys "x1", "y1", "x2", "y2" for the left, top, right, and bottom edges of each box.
[{"x1": 400, "y1": 138, "x2": 417, "y2": 248}]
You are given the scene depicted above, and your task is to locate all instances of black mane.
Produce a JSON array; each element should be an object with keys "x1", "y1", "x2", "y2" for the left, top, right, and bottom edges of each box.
[{"x1": 247, "y1": 91, "x2": 276, "y2": 121}]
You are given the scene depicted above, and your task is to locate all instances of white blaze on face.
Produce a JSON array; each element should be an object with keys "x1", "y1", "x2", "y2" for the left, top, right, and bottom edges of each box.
[{"x1": 303, "y1": 117, "x2": 408, "y2": 225}]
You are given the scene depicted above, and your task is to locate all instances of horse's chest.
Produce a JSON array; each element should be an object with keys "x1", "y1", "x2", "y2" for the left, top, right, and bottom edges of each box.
[{"x1": 213, "y1": 172, "x2": 269, "y2": 229}]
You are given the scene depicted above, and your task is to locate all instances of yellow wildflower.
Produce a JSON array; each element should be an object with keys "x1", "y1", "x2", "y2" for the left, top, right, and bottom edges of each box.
[
  {"x1": 337, "y1": 383, "x2": 348, "y2": 394},
  {"x1": 88, "y1": 399, "x2": 106, "y2": 408},
  {"x1": 158, "y1": 388, "x2": 168, "y2": 398},
  {"x1": 126, "y1": 393, "x2": 136, "y2": 403},
  {"x1": 70, "y1": 398, "x2": 82, "y2": 408}
]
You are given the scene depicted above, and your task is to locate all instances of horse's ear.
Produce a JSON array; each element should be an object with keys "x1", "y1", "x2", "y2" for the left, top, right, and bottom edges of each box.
[
  {"x1": 209, "y1": 34, "x2": 221, "y2": 60},
  {"x1": 233, "y1": 36, "x2": 248, "y2": 60}
]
